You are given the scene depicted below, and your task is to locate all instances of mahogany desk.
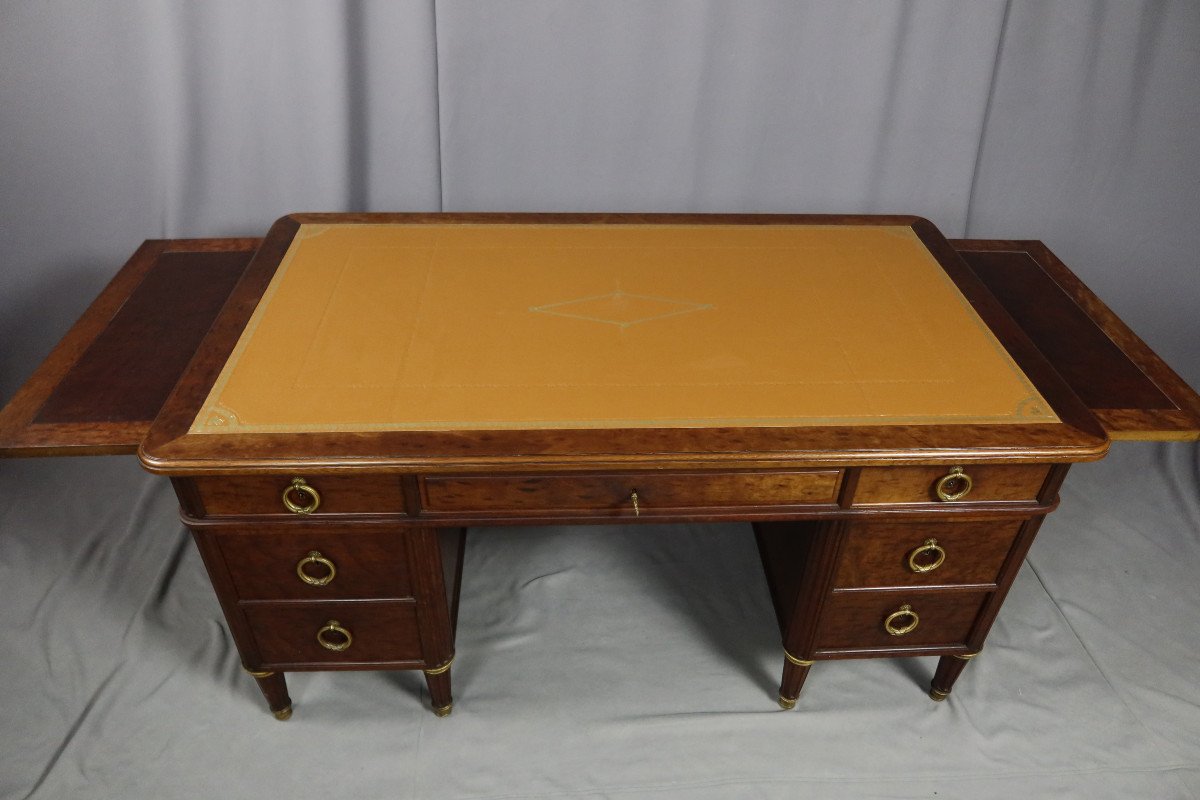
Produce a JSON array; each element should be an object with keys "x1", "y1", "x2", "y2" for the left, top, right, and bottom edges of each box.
[{"x1": 2, "y1": 214, "x2": 1197, "y2": 721}]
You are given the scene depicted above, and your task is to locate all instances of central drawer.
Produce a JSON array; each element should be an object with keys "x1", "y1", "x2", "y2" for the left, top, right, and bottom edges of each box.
[{"x1": 420, "y1": 469, "x2": 842, "y2": 515}]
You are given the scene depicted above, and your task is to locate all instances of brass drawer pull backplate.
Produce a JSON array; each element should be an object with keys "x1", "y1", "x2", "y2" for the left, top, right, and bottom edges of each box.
[
  {"x1": 907, "y1": 538, "x2": 946, "y2": 573},
  {"x1": 296, "y1": 550, "x2": 337, "y2": 586},
  {"x1": 316, "y1": 620, "x2": 353, "y2": 652},
  {"x1": 282, "y1": 477, "x2": 322, "y2": 514},
  {"x1": 884, "y1": 604, "x2": 920, "y2": 636},
  {"x1": 934, "y1": 467, "x2": 973, "y2": 502}
]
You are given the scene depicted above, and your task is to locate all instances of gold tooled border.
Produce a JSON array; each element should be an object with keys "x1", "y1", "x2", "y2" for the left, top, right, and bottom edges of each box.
[{"x1": 191, "y1": 224, "x2": 1056, "y2": 434}]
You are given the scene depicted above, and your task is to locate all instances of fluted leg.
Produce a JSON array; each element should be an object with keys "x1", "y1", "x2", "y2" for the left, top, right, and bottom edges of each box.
[
  {"x1": 423, "y1": 656, "x2": 454, "y2": 717},
  {"x1": 929, "y1": 652, "x2": 979, "y2": 701},
  {"x1": 245, "y1": 667, "x2": 293, "y2": 720},
  {"x1": 778, "y1": 650, "x2": 815, "y2": 710}
]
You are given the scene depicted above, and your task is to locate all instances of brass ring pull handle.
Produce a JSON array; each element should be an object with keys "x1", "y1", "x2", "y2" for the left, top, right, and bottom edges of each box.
[
  {"x1": 296, "y1": 551, "x2": 337, "y2": 586},
  {"x1": 934, "y1": 466, "x2": 973, "y2": 502},
  {"x1": 907, "y1": 538, "x2": 946, "y2": 573},
  {"x1": 631, "y1": 490, "x2": 640, "y2": 517},
  {"x1": 884, "y1": 604, "x2": 920, "y2": 636},
  {"x1": 282, "y1": 477, "x2": 321, "y2": 514},
  {"x1": 316, "y1": 620, "x2": 353, "y2": 652}
]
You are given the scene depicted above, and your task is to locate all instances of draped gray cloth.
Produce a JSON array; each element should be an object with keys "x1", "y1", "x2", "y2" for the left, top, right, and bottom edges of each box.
[{"x1": 1, "y1": 2, "x2": 1198, "y2": 798}]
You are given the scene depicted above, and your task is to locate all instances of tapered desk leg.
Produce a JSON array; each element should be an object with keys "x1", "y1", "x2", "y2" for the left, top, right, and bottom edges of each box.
[
  {"x1": 929, "y1": 652, "x2": 979, "y2": 701},
  {"x1": 779, "y1": 650, "x2": 815, "y2": 710},
  {"x1": 245, "y1": 667, "x2": 293, "y2": 720},
  {"x1": 424, "y1": 657, "x2": 454, "y2": 717}
]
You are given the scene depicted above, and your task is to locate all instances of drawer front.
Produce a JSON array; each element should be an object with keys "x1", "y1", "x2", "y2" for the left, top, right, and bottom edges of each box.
[
  {"x1": 815, "y1": 590, "x2": 988, "y2": 652},
  {"x1": 852, "y1": 464, "x2": 1049, "y2": 506},
  {"x1": 421, "y1": 470, "x2": 841, "y2": 514},
  {"x1": 215, "y1": 527, "x2": 412, "y2": 601},
  {"x1": 192, "y1": 474, "x2": 404, "y2": 517},
  {"x1": 244, "y1": 601, "x2": 423, "y2": 666},
  {"x1": 834, "y1": 520, "x2": 1024, "y2": 590}
]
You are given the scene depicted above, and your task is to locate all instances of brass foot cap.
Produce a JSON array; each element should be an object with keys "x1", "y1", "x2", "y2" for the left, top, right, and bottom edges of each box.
[
  {"x1": 433, "y1": 702, "x2": 453, "y2": 718},
  {"x1": 929, "y1": 688, "x2": 950, "y2": 702},
  {"x1": 778, "y1": 695, "x2": 797, "y2": 710},
  {"x1": 273, "y1": 706, "x2": 294, "y2": 721}
]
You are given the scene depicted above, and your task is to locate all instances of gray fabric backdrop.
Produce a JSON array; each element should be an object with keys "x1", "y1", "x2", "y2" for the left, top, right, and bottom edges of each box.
[
  {"x1": 1, "y1": 2, "x2": 1198, "y2": 798},
  {"x1": 2, "y1": 1, "x2": 1197, "y2": 397}
]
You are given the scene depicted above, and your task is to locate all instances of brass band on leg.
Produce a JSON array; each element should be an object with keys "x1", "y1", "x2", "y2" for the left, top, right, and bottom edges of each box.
[
  {"x1": 272, "y1": 705, "x2": 294, "y2": 720},
  {"x1": 952, "y1": 651, "x2": 980, "y2": 661},
  {"x1": 929, "y1": 687, "x2": 950, "y2": 702},
  {"x1": 783, "y1": 649, "x2": 814, "y2": 667},
  {"x1": 423, "y1": 655, "x2": 455, "y2": 676},
  {"x1": 778, "y1": 694, "x2": 798, "y2": 710},
  {"x1": 244, "y1": 667, "x2": 275, "y2": 679},
  {"x1": 433, "y1": 702, "x2": 453, "y2": 717}
]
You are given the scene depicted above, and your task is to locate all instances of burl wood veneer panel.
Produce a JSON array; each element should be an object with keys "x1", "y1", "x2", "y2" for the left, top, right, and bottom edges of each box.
[
  {"x1": 0, "y1": 240, "x2": 256, "y2": 455},
  {"x1": 954, "y1": 241, "x2": 1200, "y2": 441}
]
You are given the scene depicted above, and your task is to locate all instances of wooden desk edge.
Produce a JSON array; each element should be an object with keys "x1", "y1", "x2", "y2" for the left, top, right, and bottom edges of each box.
[
  {"x1": 951, "y1": 238, "x2": 1200, "y2": 442},
  {"x1": 0, "y1": 239, "x2": 262, "y2": 457}
]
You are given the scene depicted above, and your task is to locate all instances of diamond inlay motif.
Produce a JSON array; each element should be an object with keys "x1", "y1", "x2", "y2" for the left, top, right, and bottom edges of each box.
[{"x1": 530, "y1": 290, "x2": 712, "y2": 329}]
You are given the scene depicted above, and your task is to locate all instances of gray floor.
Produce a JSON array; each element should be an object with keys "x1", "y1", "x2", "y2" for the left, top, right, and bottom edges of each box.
[{"x1": 2, "y1": 441, "x2": 1198, "y2": 799}]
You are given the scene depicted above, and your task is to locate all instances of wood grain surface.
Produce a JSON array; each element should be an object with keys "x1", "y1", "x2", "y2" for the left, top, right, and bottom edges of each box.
[
  {"x1": 138, "y1": 215, "x2": 1110, "y2": 475},
  {"x1": 0, "y1": 239, "x2": 258, "y2": 455}
]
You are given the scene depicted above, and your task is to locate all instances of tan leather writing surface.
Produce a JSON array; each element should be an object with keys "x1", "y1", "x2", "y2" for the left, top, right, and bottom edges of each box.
[{"x1": 192, "y1": 223, "x2": 1056, "y2": 434}]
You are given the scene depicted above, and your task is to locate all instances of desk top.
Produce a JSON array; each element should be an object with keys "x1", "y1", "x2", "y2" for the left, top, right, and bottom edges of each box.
[
  {"x1": 191, "y1": 222, "x2": 1054, "y2": 435},
  {"x1": 127, "y1": 214, "x2": 1112, "y2": 474},
  {"x1": 8, "y1": 216, "x2": 1198, "y2": 467}
]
